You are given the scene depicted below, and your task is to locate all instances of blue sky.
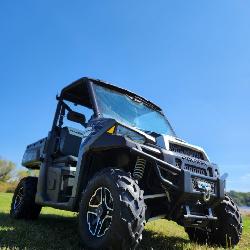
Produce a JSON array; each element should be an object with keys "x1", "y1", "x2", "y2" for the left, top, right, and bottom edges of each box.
[{"x1": 0, "y1": 1, "x2": 249, "y2": 191}]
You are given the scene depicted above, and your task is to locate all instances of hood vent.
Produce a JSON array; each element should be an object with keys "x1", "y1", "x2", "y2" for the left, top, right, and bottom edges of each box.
[{"x1": 169, "y1": 143, "x2": 204, "y2": 160}]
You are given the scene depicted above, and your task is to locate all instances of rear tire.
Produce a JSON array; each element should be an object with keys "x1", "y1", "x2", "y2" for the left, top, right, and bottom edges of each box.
[
  {"x1": 78, "y1": 168, "x2": 146, "y2": 250},
  {"x1": 10, "y1": 177, "x2": 42, "y2": 220}
]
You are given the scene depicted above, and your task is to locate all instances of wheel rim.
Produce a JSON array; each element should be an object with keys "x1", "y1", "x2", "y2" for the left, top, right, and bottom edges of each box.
[
  {"x1": 14, "y1": 187, "x2": 24, "y2": 210},
  {"x1": 87, "y1": 187, "x2": 114, "y2": 238}
]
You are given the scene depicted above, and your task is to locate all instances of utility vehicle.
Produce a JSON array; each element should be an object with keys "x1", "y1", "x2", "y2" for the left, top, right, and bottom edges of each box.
[{"x1": 10, "y1": 77, "x2": 242, "y2": 249}]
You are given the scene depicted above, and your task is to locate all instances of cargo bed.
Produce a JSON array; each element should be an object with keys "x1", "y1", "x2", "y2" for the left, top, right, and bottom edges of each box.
[{"x1": 22, "y1": 137, "x2": 47, "y2": 169}]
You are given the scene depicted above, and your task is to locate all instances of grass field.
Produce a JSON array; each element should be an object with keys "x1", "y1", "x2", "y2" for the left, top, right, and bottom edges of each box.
[{"x1": 0, "y1": 193, "x2": 249, "y2": 250}]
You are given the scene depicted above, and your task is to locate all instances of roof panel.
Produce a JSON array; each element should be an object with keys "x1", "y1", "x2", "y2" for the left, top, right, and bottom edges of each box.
[{"x1": 60, "y1": 77, "x2": 162, "y2": 112}]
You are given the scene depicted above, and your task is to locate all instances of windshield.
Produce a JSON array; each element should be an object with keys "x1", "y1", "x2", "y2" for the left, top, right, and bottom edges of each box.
[{"x1": 93, "y1": 84, "x2": 175, "y2": 136}]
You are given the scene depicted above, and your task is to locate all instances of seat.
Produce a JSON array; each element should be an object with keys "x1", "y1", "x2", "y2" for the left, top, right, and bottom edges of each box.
[
  {"x1": 59, "y1": 127, "x2": 84, "y2": 157},
  {"x1": 53, "y1": 155, "x2": 78, "y2": 167},
  {"x1": 53, "y1": 127, "x2": 84, "y2": 166}
]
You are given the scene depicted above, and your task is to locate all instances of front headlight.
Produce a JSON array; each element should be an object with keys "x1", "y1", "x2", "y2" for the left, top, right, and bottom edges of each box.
[{"x1": 107, "y1": 125, "x2": 146, "y2": 144}]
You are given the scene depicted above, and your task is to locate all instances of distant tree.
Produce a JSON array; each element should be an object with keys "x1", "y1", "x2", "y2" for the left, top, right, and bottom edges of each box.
[
  {"x1": 228, "y1": 190, "x2": 250, "y2": 207},
  {"x1": 245, "y1": 195, "x2": 250, "y2": 207},
  {"x1": 15, "y1": 169, "x2": 39, "y2": 181},
  {"x1": 0, "y1": 158, "x2": 15, "y2": 182},
  {"x1": 16, "y1": 169, "x2": 31, "y2": 181}
]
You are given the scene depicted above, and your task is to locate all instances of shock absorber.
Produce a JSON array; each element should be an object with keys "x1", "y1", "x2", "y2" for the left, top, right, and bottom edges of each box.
[{"x1": 133, "y1": 157, "x2": 146, "y2": 180}]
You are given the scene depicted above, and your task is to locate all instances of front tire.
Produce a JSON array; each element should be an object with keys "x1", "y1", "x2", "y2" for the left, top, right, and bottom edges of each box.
[
  {"x1": 78, "y1": 168, "x2": 146, "y2": 250},
  {"x1": 213, "y1": 194, "x2": 243, "y2": 247},
  {"x1": 185, "y1": 195, "x2": 242, "y2": 248},
  {"x1": 10, "y1": 177, "x2": 42, "y2": 220}
]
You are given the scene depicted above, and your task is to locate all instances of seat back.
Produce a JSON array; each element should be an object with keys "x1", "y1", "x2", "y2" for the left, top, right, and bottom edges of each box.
[{"x1": 59, "y1": 127, "x2": 84, "y2": 157}]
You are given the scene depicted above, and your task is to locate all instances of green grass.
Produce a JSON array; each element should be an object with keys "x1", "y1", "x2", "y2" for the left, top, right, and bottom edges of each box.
[{"x1": 0, "y1": 193, "x2": 249, "y2": 249}]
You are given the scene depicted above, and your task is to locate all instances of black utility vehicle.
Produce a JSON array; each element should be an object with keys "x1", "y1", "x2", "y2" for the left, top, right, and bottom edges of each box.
[{"x1": 11, "y1": 77, "x2": 242, "y2": 249}]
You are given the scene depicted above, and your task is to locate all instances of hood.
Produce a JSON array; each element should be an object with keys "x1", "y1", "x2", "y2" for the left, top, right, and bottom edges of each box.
[{"x1": 156, "y1": 135, "x2": 210, "y2": 162}]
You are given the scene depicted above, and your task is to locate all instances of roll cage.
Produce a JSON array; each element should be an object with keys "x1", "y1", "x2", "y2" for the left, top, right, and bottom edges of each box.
[{"x1": 59, "y1": 77, "x2": 163, "y2": 117}]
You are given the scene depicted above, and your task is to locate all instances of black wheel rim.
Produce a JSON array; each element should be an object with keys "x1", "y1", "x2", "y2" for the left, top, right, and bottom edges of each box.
[
  {"x1": 14, "y1": 187, "x2": 24, "y2": 210},
  {"x1": 87, "y1": 187, "x2": 114, "y2": 238}
]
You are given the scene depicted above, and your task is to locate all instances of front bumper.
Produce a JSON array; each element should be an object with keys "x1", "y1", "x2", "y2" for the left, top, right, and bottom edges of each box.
[
  {"x1": 131, "y1": 145, "x2": 225, "y2": 203},
  {"x1": 131, "y1": 144, "x2": 225, "y2": 226}
]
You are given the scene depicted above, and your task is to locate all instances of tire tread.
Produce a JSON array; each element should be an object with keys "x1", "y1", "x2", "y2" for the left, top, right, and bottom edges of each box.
[{"x1": 10, "y1": 177, "x2": 41, "y2": 220}]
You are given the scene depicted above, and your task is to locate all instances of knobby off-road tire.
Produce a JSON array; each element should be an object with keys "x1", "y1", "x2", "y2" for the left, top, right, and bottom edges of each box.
[
  {"x1": 78, "y1": 168, "x2": 146, "y2": 250},
  {"x1": 185, "y1": 194, "x2": 242, "y2": 248},
  {"x1": 10, "y1": 177, "x2": 42, "y2": 220},
  {"x1": 213, "y1": 194, "x2": 243, "y2": 247}
]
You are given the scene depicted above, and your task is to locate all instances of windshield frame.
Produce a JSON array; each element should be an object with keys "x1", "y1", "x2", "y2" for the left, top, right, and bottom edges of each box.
[{"x1": 92, "y1": 82, "x2": 176, "y2": 137}]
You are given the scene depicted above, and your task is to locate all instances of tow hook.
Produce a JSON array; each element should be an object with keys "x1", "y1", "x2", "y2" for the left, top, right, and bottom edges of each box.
[{"x1": 203, "y1": 187, "x2": 211, "y2": 202}]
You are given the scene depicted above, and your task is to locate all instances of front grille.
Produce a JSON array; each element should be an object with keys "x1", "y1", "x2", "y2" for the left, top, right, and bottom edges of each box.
[
  {"x1": 184, "y1": 164, "x2": 207, "y2": 176},
  {"x1": 192, "y1": 177, "x2": 216, "y2": 194},
  {"x1": 169, "y1": 143, "x2": 204, "y2": 160}
]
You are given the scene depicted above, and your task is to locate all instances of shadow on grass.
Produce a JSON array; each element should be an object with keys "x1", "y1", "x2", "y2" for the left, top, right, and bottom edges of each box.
[
  {"x1": 139, "y1": 230, "x2": 189, "y2": 250},
  {"x1": 0, "y1": 212, "x2": 189, "y2": 250},
  {"x1": 0, "y1": 212, "x2": 81, "y2": 249}
]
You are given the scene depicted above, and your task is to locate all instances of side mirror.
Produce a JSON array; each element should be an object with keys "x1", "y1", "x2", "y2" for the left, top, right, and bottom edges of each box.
[{"x1": 67, "y1": 111, "x2": 87, "y2": 127}]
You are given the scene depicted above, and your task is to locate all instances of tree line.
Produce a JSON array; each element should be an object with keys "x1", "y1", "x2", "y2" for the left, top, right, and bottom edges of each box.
[
  {"x1": 227, "y1": 190, "x2": 250, "y2": 207},
  {"x1": 0, "y1": 158, "x2": 36, "y2": 193}
]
